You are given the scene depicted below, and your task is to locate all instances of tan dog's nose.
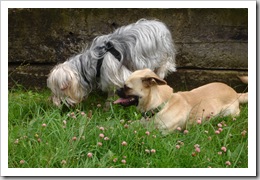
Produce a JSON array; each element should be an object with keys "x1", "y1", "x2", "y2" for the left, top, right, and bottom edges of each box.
[{"x1": 116, "y1": 88, "x2": 126, "y2": 98}]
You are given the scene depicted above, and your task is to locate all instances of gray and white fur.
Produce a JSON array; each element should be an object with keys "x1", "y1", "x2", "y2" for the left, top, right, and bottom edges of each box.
[{"x1": 47, "y1": 19, "x2": 176, "y2": 106}]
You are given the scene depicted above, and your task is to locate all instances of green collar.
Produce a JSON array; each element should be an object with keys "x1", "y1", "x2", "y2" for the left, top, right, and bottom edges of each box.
[{"x1": 141, "y1": 102, "x2": 166, "y2": 119}]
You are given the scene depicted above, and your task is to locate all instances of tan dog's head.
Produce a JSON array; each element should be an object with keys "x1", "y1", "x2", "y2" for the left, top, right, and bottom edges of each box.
[{"x1": 114, "y1": 69, "x2": 167, "y2": 110}]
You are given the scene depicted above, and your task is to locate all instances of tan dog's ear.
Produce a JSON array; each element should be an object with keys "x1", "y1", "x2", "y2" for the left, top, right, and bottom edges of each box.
[{"x1": 141, "y1": 76, "x2": 167, "y2": 87}]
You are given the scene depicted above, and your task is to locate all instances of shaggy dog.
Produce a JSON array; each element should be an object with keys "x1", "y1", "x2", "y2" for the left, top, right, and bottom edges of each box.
[{"x1": 47, "y1": 19, "x2": 176, "y2": 106}]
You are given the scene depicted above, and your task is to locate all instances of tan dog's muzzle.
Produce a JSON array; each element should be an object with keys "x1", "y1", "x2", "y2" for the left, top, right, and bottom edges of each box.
[{"x1": 114, "y1": 87, "x2": 139, "y2": 107}]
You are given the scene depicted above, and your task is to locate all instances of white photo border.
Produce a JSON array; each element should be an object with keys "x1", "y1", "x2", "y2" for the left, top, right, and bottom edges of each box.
[{"x1": 1, "y1": 0, "x2": 256, "y2": 177}]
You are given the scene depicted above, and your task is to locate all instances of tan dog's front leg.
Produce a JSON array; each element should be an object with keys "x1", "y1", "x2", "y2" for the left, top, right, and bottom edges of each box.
[{"x1": 140, "y1": 116, "x2": 171, "y2": 135}]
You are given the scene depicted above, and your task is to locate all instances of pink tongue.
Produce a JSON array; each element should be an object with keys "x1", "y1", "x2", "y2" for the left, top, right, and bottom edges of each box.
[{"x1": 114, "y1": 98, "x2": 129, "y2": 104}]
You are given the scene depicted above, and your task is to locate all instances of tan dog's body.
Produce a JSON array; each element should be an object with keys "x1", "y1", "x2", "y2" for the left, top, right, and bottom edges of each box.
[{"x1": 114, "y1": 69, "x2": 248, "y2": 134}]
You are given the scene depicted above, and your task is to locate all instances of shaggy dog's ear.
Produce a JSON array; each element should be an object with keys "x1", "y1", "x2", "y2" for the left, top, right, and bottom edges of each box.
[
  {"x1": 47, "y1": 64, "x2": 74, "y2": 91},
  {"x1": 56, "y1": 72, "x2": 72, "y2": 90}
]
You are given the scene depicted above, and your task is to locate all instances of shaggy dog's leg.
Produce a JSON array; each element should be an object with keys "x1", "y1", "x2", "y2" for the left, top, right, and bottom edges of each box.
[{"x1": 104, "y1": 89, "x2": 116, "y2": 111}]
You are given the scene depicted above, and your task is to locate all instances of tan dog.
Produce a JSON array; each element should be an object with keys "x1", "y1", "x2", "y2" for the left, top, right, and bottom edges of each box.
[{"x1": 114, "y1": 69, "x2": 248, "y2": 134}]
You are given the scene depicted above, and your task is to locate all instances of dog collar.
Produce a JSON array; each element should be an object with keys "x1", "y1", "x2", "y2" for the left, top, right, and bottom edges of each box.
[
  {"x1": 141, "y1": 102, "x2": 166, "y2": 119},
  {"x1": 141, "y1": 95, "x2": 173, "y2": 119},
  {"x1": 96, "y1": 41, "x2": 121, "y2": 78}
]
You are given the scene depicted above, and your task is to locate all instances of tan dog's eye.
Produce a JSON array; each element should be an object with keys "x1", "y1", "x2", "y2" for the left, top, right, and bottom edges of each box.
[{"x1": 124, "y1": 85, "x2": 131, "y2": 91}]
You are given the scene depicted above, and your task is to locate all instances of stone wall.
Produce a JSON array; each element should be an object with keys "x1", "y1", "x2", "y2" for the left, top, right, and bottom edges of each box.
[{"x1": 8, "y1": 8, "x2": 248, "y2": 92}]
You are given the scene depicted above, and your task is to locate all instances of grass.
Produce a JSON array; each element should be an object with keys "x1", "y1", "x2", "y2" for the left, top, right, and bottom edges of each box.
[{"x1": 8, "y1": 87, "x2": 248, "y2": 168}]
